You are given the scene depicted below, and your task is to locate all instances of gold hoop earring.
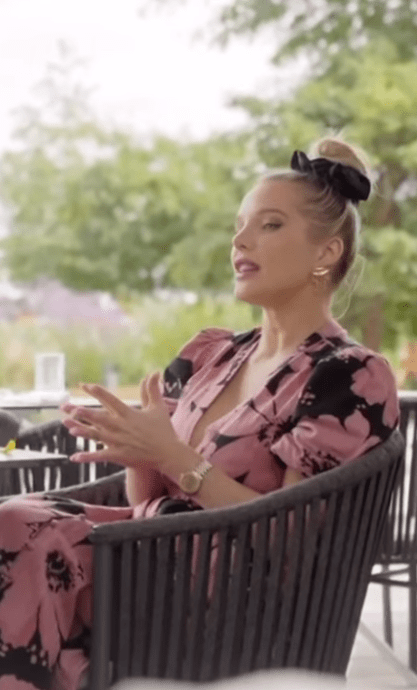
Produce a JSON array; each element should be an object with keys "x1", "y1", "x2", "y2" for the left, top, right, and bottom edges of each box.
[{"x1": 311, "y1": 267, "x2": 331, "y2": 287}]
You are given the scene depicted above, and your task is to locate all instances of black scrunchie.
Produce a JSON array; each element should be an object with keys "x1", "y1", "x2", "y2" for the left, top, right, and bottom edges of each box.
[{"x1": 290, "y1": 150, "x2": 371, "y2": 204}]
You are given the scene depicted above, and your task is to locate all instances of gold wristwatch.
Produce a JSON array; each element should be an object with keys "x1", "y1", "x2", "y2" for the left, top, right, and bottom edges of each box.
[{"x1": 178, "y1": 459, "x2": 213, "y2": 495}]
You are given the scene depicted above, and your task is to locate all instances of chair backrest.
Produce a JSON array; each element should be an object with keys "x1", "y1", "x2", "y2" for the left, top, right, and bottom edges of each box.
[
  {"x1": 47, "y1": 469, "x2": 128, "y2": 506},
  {"x1": 0, "y1": 410, "x2": 20, "y2": 446},
  {"x1": 87, "y1": 430, "x2": 404, "y2": 689},
  {"x1": 15, "y1": 420, "x2": 80, "y2": 491},
  {"x1": 0, "y1": 454, "x2": 73, "y2": 496},
  {"x1": 376, "y1": 392, "x2": 417, "y2": 561},
  {"x1": 15, "y1": 419, "x2": 121, "y2": 490}
]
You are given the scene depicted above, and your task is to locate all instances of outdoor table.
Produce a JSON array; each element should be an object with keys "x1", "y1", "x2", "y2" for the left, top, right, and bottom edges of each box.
[{"x1": 0, "y1": 448, "x2": 70, "y2": 496}]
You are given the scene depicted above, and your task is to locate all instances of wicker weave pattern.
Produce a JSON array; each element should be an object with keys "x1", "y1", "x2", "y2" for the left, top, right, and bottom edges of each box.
[
  {"x1": 83, "y1": 431, "x2": 403, "y2": 688},
  {"x1": 11, "y1": 422, "x2": 405, "y2": 683},
  {"x1": 12, "y1": 420, "x2": 121, "y2": 493},
  {"x1": 369, "y1": 393, "x2": 417, "y2": 669}
]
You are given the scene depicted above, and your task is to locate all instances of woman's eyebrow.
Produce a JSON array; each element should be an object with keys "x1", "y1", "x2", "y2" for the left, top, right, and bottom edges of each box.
[
  {"x1": 257, "y1": 207, "x2": 289, "y2": 218},
  {"x1": 235, "y1": 208, "x2": 289, "y2": 224}
]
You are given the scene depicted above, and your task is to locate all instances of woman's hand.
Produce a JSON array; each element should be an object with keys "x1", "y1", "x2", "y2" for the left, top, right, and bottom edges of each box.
[{"x1": 61, "y1": 372, "x2": 181, "y2": 469}]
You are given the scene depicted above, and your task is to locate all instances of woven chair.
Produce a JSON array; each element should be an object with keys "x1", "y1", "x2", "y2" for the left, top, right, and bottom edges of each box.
[
  {"x1": 15, "y1": 419, "x2": 121, "y2": 490},
  {"x1": 0, "y1": 452, "x2": 74, "y2": 496},
  {"x1": 369, "y1": 392, "x2": 417, "y2": 671},
  {"x1": 16, "y1": 418, "x2": 75, "y2": 454},
  {"x1": 40, "y1": 430, "x2": 404, "y2": 689}
]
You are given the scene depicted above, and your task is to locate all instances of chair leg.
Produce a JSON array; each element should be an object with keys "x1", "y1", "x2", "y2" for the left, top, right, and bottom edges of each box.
[
  {"x1": 358, "y1": 622, "x2": 417, "y2": 686},
  {"x1": 382, "y1": 576, "x2": 394, "y2": 647},
  {"x1": 410, "y1": 561, "x2": 417, "y2": 672}
]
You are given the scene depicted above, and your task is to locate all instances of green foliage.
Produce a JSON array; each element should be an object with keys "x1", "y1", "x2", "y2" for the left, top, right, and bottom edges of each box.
[
  {"x1": 162, "y1": 133, "x2": 259, "y2": 290},
  {"x1": 0, "y1": 54, "x2": 255, "y2": 294},
  {"x1": 136, "y1": 296, "x2": 259, "y2": 371},
  {"x1": 4, "y1": 24, "x2": 417, "y2": 355},
  {"x1": 0, "y1": 321, "x2": 61, "y2": 390},
  {"x1": 336, "y1": 227, "x2": 417, "y2": 350},
  {"x1": 61, "y1": 331, "x2": 107, "y2": 385},
  {"x1": 0, "y1": 297, "x2": 260, "y2": 391},
  {"x1": 0, "y1": 133, "x2": 191, "y2": 293},
  {"x1": 144, "y1": 0, "x2": 417, "y2": 73}
]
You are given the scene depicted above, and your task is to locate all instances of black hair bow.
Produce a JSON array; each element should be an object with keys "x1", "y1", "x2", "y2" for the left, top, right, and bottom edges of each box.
[{"x1": 290, "y1": 150, "x2": 371, "y2": 204}]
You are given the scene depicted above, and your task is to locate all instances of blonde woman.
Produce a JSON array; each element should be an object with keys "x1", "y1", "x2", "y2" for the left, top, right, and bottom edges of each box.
[{"x1": 0, "y1": 139, "x2": 399, "y2": 689}]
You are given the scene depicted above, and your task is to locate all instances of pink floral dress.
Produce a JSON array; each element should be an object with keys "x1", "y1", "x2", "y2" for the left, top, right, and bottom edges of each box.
[{"x1": 0, "y1": 319, "x2": 399, "y2": 689}]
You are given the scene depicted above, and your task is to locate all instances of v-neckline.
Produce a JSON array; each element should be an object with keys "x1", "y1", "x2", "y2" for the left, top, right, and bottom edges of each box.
[
  {"x1": 186, "y1": 318, "x2": 347, "y2": 452},
  {"x1": 187, "y1": 330, "x2": 260, "y2": 450}
]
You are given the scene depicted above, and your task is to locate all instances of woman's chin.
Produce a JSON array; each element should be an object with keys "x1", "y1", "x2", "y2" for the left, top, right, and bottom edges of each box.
[{"x1": 233, "y1": 282, "x2": 263, "y2": 306}]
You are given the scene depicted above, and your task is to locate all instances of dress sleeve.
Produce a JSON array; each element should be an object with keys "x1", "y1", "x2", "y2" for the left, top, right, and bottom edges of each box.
[
  {"x1": 270, "y1": 349, "x2": 400, "y2": 478},
  {"x1": 162, "y1": 328, "x2": 231, "y2": 416}
]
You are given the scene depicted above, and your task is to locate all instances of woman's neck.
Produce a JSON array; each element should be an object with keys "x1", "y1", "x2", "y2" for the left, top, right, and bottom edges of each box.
[{"x1": 253, "y1": 303, "x2": 333, "y2": 363}]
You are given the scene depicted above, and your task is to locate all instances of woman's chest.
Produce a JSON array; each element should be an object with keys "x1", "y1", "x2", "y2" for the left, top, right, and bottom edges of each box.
[
  {"x1": 188, "y1": 356, "x2": 298, "y2": 449},
  {"x1": 186, "y1": 360, "x2": 256, "y2": 450},
  {"x1": 172, "y1": 352, "x2": 309, "y2": 455}
]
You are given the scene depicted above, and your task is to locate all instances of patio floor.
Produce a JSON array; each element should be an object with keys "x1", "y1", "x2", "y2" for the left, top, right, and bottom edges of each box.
[{"x1": 348, "y1": 583, "x2": 417, "y2": 688}]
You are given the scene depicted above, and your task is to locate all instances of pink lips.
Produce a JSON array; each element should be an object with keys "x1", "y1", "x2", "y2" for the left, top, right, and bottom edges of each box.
[{"x1": 234, "y1": 259, "x2": 260, "y2": 278}]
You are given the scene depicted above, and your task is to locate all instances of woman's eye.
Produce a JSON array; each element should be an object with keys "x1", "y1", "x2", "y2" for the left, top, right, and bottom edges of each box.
[{"x1": 263, "y1": 222, "x2": 282, "y2": 230}]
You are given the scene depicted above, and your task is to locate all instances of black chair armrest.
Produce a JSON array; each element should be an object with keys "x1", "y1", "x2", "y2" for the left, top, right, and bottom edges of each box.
[
  {"x1": 16, "y1": 419, "x2": 77, "y2": 454},
  {"x1": 44, "y1": 470, "x2": 128, "y2": 506}
]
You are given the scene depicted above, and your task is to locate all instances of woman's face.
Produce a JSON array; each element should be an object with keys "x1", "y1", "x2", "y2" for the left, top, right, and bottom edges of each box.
[{"x1": 231, "y1": 178, "x2": 332, "y2": 308}]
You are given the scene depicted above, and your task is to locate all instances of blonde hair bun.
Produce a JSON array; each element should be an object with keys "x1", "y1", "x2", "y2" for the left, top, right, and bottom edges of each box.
[{"x1": 311, "y1": 137, "x2": 370, "y2": 180}]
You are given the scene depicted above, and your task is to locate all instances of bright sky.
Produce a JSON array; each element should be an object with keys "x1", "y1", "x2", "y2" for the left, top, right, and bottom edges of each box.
[{"x1": 0, "y1": 0, "x2": 286, "y2": 151}]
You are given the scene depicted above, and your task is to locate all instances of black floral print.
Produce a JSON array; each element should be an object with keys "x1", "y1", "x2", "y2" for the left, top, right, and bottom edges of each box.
[
  {"x1": 0, "y1": 549, "x2": 19, "y2": 603},
  {"x1": 46, "y1": 550, "x2": 74, "y2": 593},
  {"x1": 0, "y1": 609, "x2": 51, "y2": 689},
  {"x1": 163, "y1": 319, "x2": 399, "y2": 491}
]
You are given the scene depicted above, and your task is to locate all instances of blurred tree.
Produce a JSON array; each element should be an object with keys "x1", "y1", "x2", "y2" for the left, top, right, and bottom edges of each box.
[
  {"x1": 143, "y1": 0, "x2": 417, "y2": 72},
  {"x1": 0, "y1": 45, "x2": 255, "y2": 295},
  {"x1": 0, "y1": 131, "x2": 255, "y2": 294},
  {"x1": 165, "y1": 134, "x2": 260, "y2": 289},
  {"x1": 4, "y1": 24, "x2": 417, "y2": 354}
]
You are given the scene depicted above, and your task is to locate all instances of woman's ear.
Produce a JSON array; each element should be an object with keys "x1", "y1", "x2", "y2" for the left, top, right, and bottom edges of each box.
[{"x1": 317, "y1": 235, "x2": 344, "y2": 271}]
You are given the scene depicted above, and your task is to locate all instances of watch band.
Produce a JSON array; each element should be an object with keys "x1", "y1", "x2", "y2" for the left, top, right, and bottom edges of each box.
[
  {"x1": 178, "y1": 459, "x2": 213, "y2": 495},
  {"x1": 195, "y1": 459, "x2": 213, "y2": 481}
]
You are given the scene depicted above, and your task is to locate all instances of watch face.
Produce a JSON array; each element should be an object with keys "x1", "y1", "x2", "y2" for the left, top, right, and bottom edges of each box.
[{"x1": 180, "y1": 471, "x2": 201, "y2": 495}]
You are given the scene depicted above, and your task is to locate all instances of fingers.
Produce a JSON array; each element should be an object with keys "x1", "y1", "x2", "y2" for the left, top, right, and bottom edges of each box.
[
  {"x1": 70, "y1": 448, "x2": 125, "y2": 464},
  {"x1": 65, "y1": 411, "x2": 125, "y2": 443},
  {"x1": 70, "y1": 446, "x2": 146, "y2": 468},
  {"x1": 80, "y1": 383, "x2": 130, "y2": 417},
  {"x1": 61, "y1": 402, "x2": 77, "y2": 414},
  {"x1": 61, "y1": 402, "x2": 92, "y2": 425},
  {"x1": 62, "y1": 405, "x2": 119, "y2": 432},
  {"x1": 140, "y1": 375, "x2": 150, "y2": 408},
  {"x1": 65, "y1": 421, "x2": 102, "y2": 441},
  {"x1": 146, "y1": 371, "x2": 165, "y2": 408},
  {"x1": 63, "y1": 375, "x2": 163, "y2": 416}
]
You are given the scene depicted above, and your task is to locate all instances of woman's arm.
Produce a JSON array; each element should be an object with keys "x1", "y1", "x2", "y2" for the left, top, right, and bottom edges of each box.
[
  {"x1": 159, "y1": 441, "x2": 261, "y2": 508},
  {"x1": 62, "y1": 349, "x2": 399, "y2": 510},
  {"x1": 60, "y1": 399, "x2": 167, "y2": 507},
  {"x1": 126, "y1": 447, "x2": 300, "y2": 509},
  {"x1": 62, "y1": 377, "x2": 263, "y2": 509},
  {"x1": 125, "y1": 466, "x2": 166, "y2": 507}
]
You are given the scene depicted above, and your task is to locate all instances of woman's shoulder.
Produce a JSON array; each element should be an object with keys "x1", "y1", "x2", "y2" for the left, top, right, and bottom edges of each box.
[
  {"x1": 176, "y1": 326, "x2": 256, "y2": 367},
  {"x1": 317, "y1": 328, "x2": 397, "y2": 380},
  {"x1": 308, "y1": 320, "x2": 397, "y2": 378},
  {"x1": 163, "y1": 327, "x2": 256, "y2": 401},
  {"x1": 180, "y1": 327, "x2": 235, "y2": 357},
  {"x1": 300, "y1": 330, "x2": 399, "y2": 431}
]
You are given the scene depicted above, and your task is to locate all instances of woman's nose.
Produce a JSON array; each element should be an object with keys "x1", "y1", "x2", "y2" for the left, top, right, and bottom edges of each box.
[{"x1": 232, "y1": 223, "x2": 255, "y2": 249}]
